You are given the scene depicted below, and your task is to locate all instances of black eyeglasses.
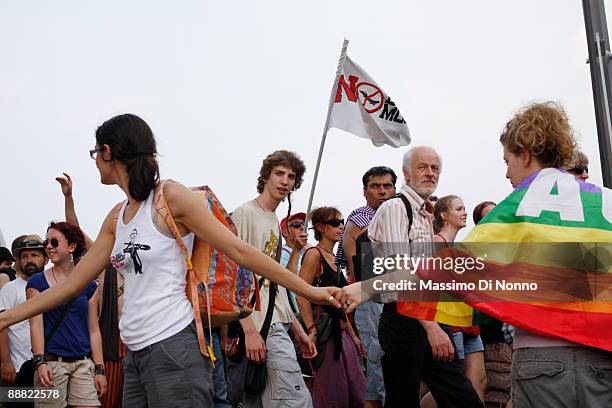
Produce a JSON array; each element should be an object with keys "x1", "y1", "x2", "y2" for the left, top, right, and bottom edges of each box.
[
  {"x1": 569, "y1": 166, "x2": 588, "y2": 175},
  {"x1": 43, "y1": 238, "x2": 60, "y2": 248},
  {"x1": 323, "y1": 219, "x2": 345, "y2": 228},
  {"x1": 17, "y1": 240, "x2": 43, "y2": 249},
  {"x1": 288, "y1": 221, "x2": 304, "y2": 229},
  {"x1": 89, "y1": 147, "x2": 104, "y2": 160}
]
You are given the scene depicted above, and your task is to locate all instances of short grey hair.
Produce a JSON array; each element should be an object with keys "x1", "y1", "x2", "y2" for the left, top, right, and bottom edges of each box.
[{"x1": 402, "y1": 146, "x2": 442, "y2": 173}]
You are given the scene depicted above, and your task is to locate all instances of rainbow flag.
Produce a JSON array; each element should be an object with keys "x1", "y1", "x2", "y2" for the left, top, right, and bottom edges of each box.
[{"x1": 397, "y1": 168, "x2": 612, "y2": 350}]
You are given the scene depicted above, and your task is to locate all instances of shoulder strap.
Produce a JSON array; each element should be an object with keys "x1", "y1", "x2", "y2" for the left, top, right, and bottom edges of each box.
[
  {"x1": 45, "y1": 299, "x2": 76, "y2": 345},
  {"x1": 303, "y1": 246, "x2": 324, "y2": 286},
  {"x1": 155, "y1": 180, "x2": 213, "y2": 360},
  {"x1": 394, "y1": 193, "x2": 413, "y2": 237},
  {"x1": 259, "y1": 282, "x2": 277, "y2": 339}
]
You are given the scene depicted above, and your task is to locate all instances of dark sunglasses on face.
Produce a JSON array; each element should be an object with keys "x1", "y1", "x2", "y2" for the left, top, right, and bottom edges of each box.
[
  {"x1": 288, "y1": 221, "x2": 305, "y2": 229},
  {"x1": 323, "y1": 219, "x2": 345, "y2": 228},
  {"x1": 89, "y1": 147, "x2": 104, "y2": 160},
  {"x1": 569, "y1": 166, "x2": 588, "y2": 175},
  {"x1": 43, "y1": 238, "x2": 60, "y2": 248}
]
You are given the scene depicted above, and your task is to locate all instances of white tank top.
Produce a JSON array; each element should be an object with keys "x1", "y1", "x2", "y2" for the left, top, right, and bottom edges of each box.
[{"x1": 110, "y1": 190, "x2": 194, "y2": 351}]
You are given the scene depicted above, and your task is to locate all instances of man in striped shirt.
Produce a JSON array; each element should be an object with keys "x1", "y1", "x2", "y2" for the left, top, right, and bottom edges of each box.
[
  {"x1": 367, "y1": 146, "x2": 482, "y2": 408},
  {"x1": 335, "y1": 166, "x2": 397, "y2": 408}
]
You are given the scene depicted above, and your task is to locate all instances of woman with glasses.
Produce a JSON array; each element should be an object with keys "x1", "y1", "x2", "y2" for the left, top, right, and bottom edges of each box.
[
  {"x1": 27, "y1": 221, "x2": 107, "y2": 408},
  {"x1": 0, "y1": 113, "x2": 343, "y2": 408},
  {"x1": 297, "y1": 206, "x2": 366, "y2": 408},
  {"x1": 565, "y1": 149, "x2": 589, "y2": 181}
]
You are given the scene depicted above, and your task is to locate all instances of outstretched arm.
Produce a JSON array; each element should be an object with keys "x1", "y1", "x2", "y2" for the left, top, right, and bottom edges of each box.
[
  {"x1": 0, "y1": 204, "x2": 120, "y2": 330},
  {"x1": 165, "y1": 182, "x2": 345, "y2": 307}
]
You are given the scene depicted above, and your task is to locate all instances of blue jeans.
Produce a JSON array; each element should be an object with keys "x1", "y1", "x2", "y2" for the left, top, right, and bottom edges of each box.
[{"x1": 206, "y1": 328, "x2": 231, "y2": 408}]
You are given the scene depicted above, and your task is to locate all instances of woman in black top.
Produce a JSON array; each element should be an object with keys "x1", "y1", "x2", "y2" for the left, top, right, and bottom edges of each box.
[{"x1": 298, "y1": 206, "x2": 366, "y2": 408}]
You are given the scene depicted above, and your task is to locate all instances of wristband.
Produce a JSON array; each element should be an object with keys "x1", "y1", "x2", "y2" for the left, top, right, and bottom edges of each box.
[
  {"x1": 94, "y1": 364, "x2": 106, "y2": 376},
  {"x1": 32, "y1": 354, "x2": 46, "y2": 369}
]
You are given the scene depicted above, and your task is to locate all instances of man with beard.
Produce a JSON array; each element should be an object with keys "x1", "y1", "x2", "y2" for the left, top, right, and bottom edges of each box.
[{"x1": 0, "y1": 235, "x2": 48, "y2": 386}]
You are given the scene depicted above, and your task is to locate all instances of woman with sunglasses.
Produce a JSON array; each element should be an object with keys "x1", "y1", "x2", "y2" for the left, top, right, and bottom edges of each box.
[
  {"x1": 297, "y1": 207, "x2": 366, "y2": 408},
  {"x1": 565, "y1": 149, "x2": 589, "y2": 181},
  {"x1": 27, "y1": 221, "x2": 106, "y2": 408},
  {"x1": 0, "y1": 113, "x2": 343, "y2": 408}
]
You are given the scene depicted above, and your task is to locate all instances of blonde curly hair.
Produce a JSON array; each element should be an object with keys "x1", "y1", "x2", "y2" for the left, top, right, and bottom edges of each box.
[{"x1": 500, "y1": 102, "x2": 576, "y2": 168}]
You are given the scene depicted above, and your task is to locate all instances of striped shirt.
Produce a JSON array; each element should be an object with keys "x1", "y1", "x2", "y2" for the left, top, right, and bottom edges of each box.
[
  {"x1": 335, "y1": 205, "x2": 376, "y2": 268},
  {"x1": 368, "y1": 184, "x2": 435, "y2": 303}
]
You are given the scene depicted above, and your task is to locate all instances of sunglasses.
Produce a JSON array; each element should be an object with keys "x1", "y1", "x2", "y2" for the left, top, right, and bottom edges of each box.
[
  {"x1": 323, "y1": 219, "x2": 345, "y2": 228},
  {"x1": 17, "y1": 240, "x2": 43, "y2": 249},
  {"x1": 43, "y1": 238, "x2": 60, "y2": 248},
  {"x1": 288, "y1": 221, "x2": 304, "y2": 229},
  {"x1": 89, "y1": 147, "x2": 104, "y2": 160},
  {"x1": 569, "y1": 166, "x2": 588, "y2": 175}
]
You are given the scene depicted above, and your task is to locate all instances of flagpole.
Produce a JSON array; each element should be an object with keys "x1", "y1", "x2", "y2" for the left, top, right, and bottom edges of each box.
[{"x1": 306, "y1": 39, "x2": 350, "y2": 221}]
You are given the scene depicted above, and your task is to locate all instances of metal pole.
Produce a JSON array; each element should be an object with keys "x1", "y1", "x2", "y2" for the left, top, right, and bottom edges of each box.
[
  {"x1": 305, "y1": 39, "x2": 350, "y2": 221},
  {"x1": 582, "y1": 0, "x2": 612, "y2": 187}
]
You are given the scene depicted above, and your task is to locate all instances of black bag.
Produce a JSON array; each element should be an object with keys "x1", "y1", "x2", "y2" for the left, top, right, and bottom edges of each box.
[
  {"x1": 227, "y1": 278, "x2": 277, "y2": 400},
  {"x1": 14, "y1": 299, "x2": 75, "y2": 387},
  {"x1": 226, "y1": 232, "x2": 283, "y2": 402},
  {"x1": 243, "y1": 281, "x2": 276, "y2": 394},
  {"x1": 352, "y1": 194, "x2": 412, "y2": 282}
]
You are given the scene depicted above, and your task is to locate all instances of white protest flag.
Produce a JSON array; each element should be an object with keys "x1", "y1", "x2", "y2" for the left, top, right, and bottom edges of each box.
[
  {"x1": 307, "y1": 40, "x2": 410, "y2": 215},
  {"x1": 326, "y1": 41, "x2": 411, "y2": 147}
]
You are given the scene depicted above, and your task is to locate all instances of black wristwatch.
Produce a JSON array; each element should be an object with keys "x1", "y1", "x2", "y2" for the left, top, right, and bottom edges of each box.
[
  {"x1": 32, "y1": 354, "x2": 46, "y2": 369},
  {"x1": 94, "y1": 364, "x2": 106, "y2": 376}
]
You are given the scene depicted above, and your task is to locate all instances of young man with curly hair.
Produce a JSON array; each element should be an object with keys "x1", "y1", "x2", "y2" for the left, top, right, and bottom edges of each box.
[{"x1": 229, "y1": 150, "x2": 317, "y2": 408}]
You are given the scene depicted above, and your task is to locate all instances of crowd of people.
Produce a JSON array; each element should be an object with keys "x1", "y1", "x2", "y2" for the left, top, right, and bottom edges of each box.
[{"x1": 0, "y1": 101, "x2": 608, "y2": 408}]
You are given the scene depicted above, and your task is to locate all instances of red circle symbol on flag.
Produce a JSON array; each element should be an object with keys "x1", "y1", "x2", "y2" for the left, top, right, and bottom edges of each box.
[{"x1": 356, "y1": 82, "x2": 384, "y2": 113}]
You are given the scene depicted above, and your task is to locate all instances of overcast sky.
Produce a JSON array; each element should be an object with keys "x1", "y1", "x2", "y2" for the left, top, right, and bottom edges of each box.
[{"x1": 1, "y1": 0, "x2": 609, "y2": 246}]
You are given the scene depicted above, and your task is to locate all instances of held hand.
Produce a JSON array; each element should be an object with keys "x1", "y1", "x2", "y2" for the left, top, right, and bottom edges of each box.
[
  {"x1": 95, "y1": 374, "x2": 107, "y2": 397},
  {"x1": 296, "y1": 330, "x2": 318, "y2": 359},
  {"x1": 55, "y1": 172, "x2": 73, "y2": 197},
  {"x1": 341, "y1": 282, "x2": 368, "y2": 313},
  {"x1": 425, "y1": 324, "x2": 454, "y2": 362},
  {"x1": 244, "y1": 329, "x2": 266, "y2": 364},
  {"x1": 37, "y1": 363, "x2": 54, "y2": 387},
  {"x1": 0, "y1": 360, "x2": 16, "y2": 384},
  {"x1": 308, "y1": 286, "x2": 344, "y2": 309}
]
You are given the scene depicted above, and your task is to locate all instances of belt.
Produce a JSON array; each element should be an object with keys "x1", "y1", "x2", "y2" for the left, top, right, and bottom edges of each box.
[{"x1": 45, "y1": 354, "x2": 87, "y2": 363}]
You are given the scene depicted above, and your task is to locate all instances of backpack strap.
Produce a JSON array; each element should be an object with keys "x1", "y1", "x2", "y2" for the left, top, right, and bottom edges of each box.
[
  {"x1": 394, "y1": 193, "x2": 413, "y2": 240},
  {"x1": 154, "y1": 180, "x2": 215, "y2": 363}
]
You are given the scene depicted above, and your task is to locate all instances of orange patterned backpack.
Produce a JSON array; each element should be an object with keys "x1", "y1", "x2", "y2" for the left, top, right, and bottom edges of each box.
[{"x1": 154, "y1": 181, "x2": 258, "y2": 360}]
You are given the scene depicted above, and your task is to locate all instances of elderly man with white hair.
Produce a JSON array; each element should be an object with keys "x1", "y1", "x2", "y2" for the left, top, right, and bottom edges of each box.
[{"x1": 366, "y1": 146, "x2": 483, "y2": 408}]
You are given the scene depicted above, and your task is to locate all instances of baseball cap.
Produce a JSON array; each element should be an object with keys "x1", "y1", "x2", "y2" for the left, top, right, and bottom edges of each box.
[
  {"x1": 280, "y1": 212, "x2": 306, "y2": 231},
  {"x1": 0, "y1": 247, "x2": 14, "y2": 263},
  {"x1": 14, "y1": 234, "x2": 46, "y2": 257}
]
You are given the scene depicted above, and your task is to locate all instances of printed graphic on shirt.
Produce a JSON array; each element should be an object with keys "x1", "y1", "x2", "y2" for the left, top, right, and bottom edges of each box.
[
  {"x1": 110, "y1": 229, "x2": 151, "y2": 275},
  {"x1": 262, "y1": 229, "x2": 279, "y2": 259}
]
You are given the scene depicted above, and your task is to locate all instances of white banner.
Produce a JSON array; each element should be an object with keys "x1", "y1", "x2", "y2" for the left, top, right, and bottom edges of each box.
[{"x1": 327, "y1": 43, "x2": 411, "y2": 148}]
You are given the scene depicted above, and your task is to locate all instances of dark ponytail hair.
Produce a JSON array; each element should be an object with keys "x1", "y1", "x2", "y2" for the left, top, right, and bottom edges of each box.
[
  {"x1": 96, "y1": 114, "x2": 160, "y2": 201},
  {"x1": 48, "y1": 221, "x2": 87, "y2": 264}
]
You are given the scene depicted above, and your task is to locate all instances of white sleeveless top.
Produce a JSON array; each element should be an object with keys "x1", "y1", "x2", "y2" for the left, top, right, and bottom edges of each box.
[{"x1": 110, "y1": 190, "x2": 194, "y2": 351}]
